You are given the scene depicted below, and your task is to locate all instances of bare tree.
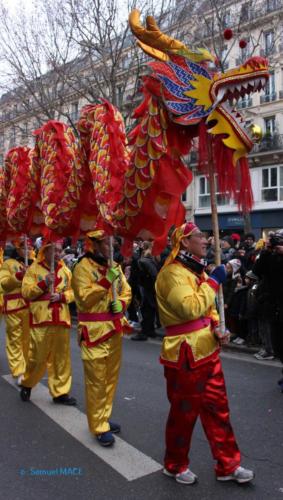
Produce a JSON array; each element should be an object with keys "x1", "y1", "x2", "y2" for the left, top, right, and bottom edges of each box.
[{"x1": 0, "y1": 0, "x2": 179, "y2": 134}]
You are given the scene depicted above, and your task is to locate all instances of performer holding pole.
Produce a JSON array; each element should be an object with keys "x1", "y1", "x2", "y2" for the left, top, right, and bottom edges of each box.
[
  {"x1": 0, "y1": 237, "x2": 31, "y2": 384},
  {"x1": 155, "y1": 222, "x2": 254, "y2": 485},
  {"x1": 72, "y1": 230, "x2": 132, "y2": 447},
  {"x1": 20, "y1": 240, "x2": 76, "y2": 405}
]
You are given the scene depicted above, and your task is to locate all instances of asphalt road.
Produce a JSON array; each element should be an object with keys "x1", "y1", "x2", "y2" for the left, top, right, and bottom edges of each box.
[{"x1": 0, "y1": 321, "x2": 283, "y2": 500}]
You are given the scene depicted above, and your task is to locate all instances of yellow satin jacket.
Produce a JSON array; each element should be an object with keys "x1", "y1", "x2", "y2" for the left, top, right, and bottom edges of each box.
[
  {"x1": 155, "y1": 261, "x2": 220, "y2": 368},
  {"x1": 71, "y1": 256, "x2": 132, "y2": 354},
  {"x1": 22, "y1": 259, "x2": 74, "y2": 327},
  {"x1": 0, "y1": 258, "x2": 28, "y2": 314}
]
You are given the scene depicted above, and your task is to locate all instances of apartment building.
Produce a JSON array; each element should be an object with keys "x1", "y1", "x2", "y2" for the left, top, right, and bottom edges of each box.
[{"x1": 182, "y1": 0, "x2": 283, "y2": 237}]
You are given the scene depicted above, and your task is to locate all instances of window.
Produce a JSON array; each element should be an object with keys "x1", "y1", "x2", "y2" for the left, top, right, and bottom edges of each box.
[
  {"x1": 265, "y1": 71, "x2": 275, "y2": 98},
  {"x1": 116, "y1": 85, "x2": 123, "y2": 107},
  {"x1": 264, "y1": 116, "x2": 276, "y2": 134},
  {"x1": 221, "y1": 45, "x2": 229, "y2": 69},
  {"x1": 264, "y1": 31, "x2": 274, "y2": 55},
  {"x1": 198, "y1": 176, "x2": 230, "y2": 208},
  {"x1": 261, "y1": 166, "x2": 283, "y2": 201},
  {"x1": 266, "y1": 0, "x2": 277, "y2": 12},
  {"x1": 21, "y1": 122, "x2": 28, "y2": 140},
  {"x1": 9, "y1": 126, "x2": 16, "y2": 147},
  {"x1": 0, "y1": 132, "x2": 4, "y2": 148},
  {"x1": 240, "y1": 3, "x2": 251, "y2": 22},
  {"x1": 70, "y1": 102, "x2": 78, "y2": 122},
  {"x1": 241, "y1": 38, "x2": 251, "y2": 61},
  {"x1": 0, "y1": 153, "x2": 3, "y2": 165},
  {"x1": 223, "y1": 11, "x2": 231, "y2": 28}
]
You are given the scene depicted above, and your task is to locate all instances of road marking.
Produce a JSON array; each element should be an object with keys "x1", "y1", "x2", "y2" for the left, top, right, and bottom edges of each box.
[{"x1": 2, "y1": 374, "x2": 162, "y2": 481}]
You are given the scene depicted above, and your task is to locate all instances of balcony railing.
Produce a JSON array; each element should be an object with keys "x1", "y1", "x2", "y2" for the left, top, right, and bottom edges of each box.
[
  {"x1": 260, "y1": 92, "x2": 277, "y2": 103},
  {"x1": 252, "y1": 133, "x2": 283, "y2": 153}
]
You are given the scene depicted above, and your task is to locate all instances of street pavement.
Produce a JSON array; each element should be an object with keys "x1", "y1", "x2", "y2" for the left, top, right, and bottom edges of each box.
[{"x1": 0, "y1": 321, "x2": 283, "y2": 500}]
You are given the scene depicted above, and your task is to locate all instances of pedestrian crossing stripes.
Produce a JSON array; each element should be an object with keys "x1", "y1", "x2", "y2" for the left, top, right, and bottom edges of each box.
[{"x1": 2, "y1": 374, "x2": 162, "y2": 481}]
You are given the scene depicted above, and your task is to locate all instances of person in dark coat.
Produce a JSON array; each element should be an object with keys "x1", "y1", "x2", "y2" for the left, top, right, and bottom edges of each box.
[
  {"x1": 131, "y1": 241, "x2": 158, "y2": 341},
  {"x1": 253, "y1": 229, "x2": 283, "y2": 391}
]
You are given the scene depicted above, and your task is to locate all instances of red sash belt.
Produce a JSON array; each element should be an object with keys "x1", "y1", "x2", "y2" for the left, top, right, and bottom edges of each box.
[
  {"x1": 78, "y1": 311, "x2": 123, "y2": 322},
  {"x1": 165, "y1": 316, "x2": 212, "y2": 337},
  {"x1": 3, "y1": 292, "x2": 29, "y2": 313},
  {"x1": 4, "y1": 292, "x2": 24, "y2": 300}
]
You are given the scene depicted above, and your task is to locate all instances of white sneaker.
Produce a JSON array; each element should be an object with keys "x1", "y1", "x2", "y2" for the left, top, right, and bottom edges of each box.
[
  {"x1": 232, "y1": 337, "x2": 240, "y2": 344},
  {"x1": 163, "y1": 467, "x2": 197, "y2": 485},
  {"x1": 129, "y1": 321, "x2": 140, "y2": 329},
  {"x1": 254, "y1": 351, "x2": 274, "y2": 361},
  {"x1": 236, "y1": 338, "x2": 245, "y2": 345},
  {"x1": 217, "y1": 466, "x2": 254, "y2": 484}
]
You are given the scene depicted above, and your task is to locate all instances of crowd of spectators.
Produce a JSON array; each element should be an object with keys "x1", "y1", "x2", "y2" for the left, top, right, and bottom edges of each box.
[{"x1": 22, "y1": 230, "x2": 283, "y2": 363}]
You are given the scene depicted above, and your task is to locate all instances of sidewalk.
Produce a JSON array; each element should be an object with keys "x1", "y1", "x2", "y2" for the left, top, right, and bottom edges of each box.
[{"x1": 152, "y1": 327, "x2": 264, "y2": 356}]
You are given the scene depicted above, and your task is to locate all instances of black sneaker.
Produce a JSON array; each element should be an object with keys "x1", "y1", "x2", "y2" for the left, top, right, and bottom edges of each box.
[
  {"x1": 96, "y1": 431, "x2": 115, "y2": 447},
  {"x1": 20, "y1": 386, "x2": 31, "y2": 402},
  {"x1": 53, "y1": 394, "x2": 77, "y2": 406},
  {"x1": 109, "y1": 421, "x2": 121, "y2": 434}
]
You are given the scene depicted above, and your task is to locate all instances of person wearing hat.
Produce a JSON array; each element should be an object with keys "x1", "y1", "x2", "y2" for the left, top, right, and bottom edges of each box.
[
  {"x1": 19, "y1": 240, "x2": 76, "y2": 406},
  {"x1": 71, "y1": 229, "x2": 132, "y2": 447},
  {"x1": 155, "y1": 222, "x2": 254, "y2": 485},
  {"x1": 0, "y1": 237, "x2": 32, "y2": 385},
  {"x1": 221, "y1": 236, "x2": 236, "y2": 263}
]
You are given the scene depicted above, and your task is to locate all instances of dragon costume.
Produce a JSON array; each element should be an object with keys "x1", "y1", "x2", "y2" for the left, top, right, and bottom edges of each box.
[{"x1": 2, "y1": 10, "x2": 269, "y2": 254}]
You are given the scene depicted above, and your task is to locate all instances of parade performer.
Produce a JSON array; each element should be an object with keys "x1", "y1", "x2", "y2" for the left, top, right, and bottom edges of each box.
[
  {"x1": 71, "y1": 229, "x2": 132, "y2": 446},
  {"x1": 20, "y1": 240, "x2": 76, "y2": 405},
  {"x1": 0, "y1": 238, "x2": 31, "y2": 384},
  {"x1": 155, "y1": 222, "x2": 254, "y2": 485}
]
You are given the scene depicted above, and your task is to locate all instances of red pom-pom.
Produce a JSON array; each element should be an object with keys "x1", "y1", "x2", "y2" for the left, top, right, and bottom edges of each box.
[
  {"x1": 223, "y1": 28, "x2": 233, "y2": 40},
  {"x1": 239, "y1": 39, "x2": 247, "y2": 49}
]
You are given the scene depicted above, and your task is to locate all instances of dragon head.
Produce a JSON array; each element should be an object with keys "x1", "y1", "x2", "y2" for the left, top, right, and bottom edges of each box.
[{"x1": 129, "y1": 10, "x2": 269, "y2": 166}]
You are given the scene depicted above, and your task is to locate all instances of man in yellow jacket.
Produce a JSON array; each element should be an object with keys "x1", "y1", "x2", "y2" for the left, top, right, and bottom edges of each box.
[
  {"x1": 0, "y1": 238, "x2": 30, "y2": 384},
  {"x1": 20, "y1": 240, "x2": 76, "y2": 405},
  {"x1": 155, "y1": 222, "x2": 254, "y2": 485},
  {"x1": 72, "y1": 229, "x2": 132, "y2": 447}
]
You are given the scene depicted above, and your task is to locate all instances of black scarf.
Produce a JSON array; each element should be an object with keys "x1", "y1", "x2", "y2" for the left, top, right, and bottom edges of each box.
[
  {"x1": 176, "y1": 251, "x2": 206, "y2": 276},
  {"x1": 78, "y1": 251, "x2": 108, "y2": 267}
]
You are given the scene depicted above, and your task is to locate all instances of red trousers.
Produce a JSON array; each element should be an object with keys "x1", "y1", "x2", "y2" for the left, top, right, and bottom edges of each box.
[{"x1": 164, "y1": 355, "x2": 241, "y2": 476}]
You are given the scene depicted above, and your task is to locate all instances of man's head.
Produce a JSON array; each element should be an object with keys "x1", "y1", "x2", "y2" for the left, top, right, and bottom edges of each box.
[
  {"x1": 221, "y1": 236, "x2": 234, "y2": 250},
  {"x1": 165, "y1": 222, "x2": 207, "y2": 265},
  {"x1": 87, "y1": 229, "x2": 110, "y2": 260},
  {"x1": 244, "y1": 233, "x2": 255, "y2": 248},
  {"x1": 43, "y1": 242, "x2": 63, "y2": 266}
]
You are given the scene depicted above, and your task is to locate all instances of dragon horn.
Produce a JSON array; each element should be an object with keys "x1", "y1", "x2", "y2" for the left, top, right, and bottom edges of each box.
[
  {"x1": 129, "y1": 9, "x2": 186, "y2": 61},
  {"x1": 129, "y1": 10, "x2": 215, "y2": 63}
]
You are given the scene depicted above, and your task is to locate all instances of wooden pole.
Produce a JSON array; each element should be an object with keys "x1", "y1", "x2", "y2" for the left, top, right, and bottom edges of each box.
[
  {"x1": 109, "y1": 235, "x2": 117, "y2": 302},
  {"x1": 50, "y1": 242, "x2": 55, "y2": 294},
  {"x1": 207, "y1": 137, "x2": 226, "y2": 335},
  {"x1": 24, "y1": 234, "x2": 28, "y2": 268}
]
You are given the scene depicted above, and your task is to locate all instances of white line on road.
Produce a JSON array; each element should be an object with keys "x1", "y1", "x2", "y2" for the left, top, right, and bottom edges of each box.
[{"x1": 2, "y1": 374, "x2": 162, "y2": 481}]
